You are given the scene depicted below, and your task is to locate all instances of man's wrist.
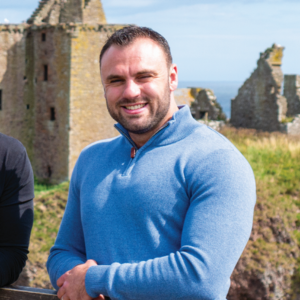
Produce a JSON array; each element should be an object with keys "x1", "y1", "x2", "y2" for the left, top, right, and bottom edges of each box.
[{"x1": 85, "y1": 265, "x2": 109, "y2": 298}]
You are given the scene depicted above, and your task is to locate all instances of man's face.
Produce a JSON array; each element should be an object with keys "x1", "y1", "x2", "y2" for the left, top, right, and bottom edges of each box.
[{"x1": 100, "y1": 38, "x2": 176, "y2": 135}]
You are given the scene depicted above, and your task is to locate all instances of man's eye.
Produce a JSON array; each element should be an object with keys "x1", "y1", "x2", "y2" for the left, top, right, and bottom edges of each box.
[
  {"x1": 110, "y1": 79, "x2": 122, "y2": 83},
  {"x1": 139, "y1": 75, "x2": 151, "y2": 80}
]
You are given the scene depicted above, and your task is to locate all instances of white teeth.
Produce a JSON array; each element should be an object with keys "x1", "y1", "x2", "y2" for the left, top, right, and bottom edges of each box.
[{"x1": 125, "y1": 104, "x2": 146, "y2": 110}]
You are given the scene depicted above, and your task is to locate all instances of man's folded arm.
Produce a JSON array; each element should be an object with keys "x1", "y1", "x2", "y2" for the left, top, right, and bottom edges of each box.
[
  {"x1": 46, "y1": 213, "x2": 86, "y2": 289},
  {"x1": 47, "y1": 245, "x2": 86, "y2": 290},
  {"x1": 86, "y1": 150, "x2": 256, "y2": 300},
  {"x1": 47, "y1": 163, "x2": 87, "y2": 289}
]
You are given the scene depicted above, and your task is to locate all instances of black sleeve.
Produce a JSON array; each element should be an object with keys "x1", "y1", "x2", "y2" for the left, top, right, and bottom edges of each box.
[
  {"x1": 0, "y1": 141, "x2": 34, "y2": 287},
  {"x1": 0, "y1": 200, "x2": 34, "y2": 286}
]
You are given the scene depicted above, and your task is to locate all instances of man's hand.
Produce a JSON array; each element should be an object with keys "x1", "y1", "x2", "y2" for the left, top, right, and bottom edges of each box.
[{"x1": 57, "y1": 259, "x2": 105, "y2": 300}]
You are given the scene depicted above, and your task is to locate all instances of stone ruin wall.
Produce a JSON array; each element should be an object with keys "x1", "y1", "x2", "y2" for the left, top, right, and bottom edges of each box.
[
  {"x1": 0, "y1": 24, "x2": 72, "y2": 183},
  {"x1": 68, "y1": 24, "x2": 121, "y2": 179},
  {"x1": 231, "y1": 44, "x2": 286, "y2": 132},
  {"x1": 24, "y1": 25, "x2": 71, "y2": 183},
  {"x1": 230, "y1": 44, "x2": 300, "y2": 135},
  {"x1": 284, "y1": 75, "x2": 300, "y2": 117},
  {"x1": 282, "y1": 115, "x2": 300, "y2": 135},
  {"x1": 192, "y1": 89, "x2": 226, "y2": 121},
  {"x1": 28, "y1": 0, "x2": 106, "y2": 25},
  {"x1": 0, "y1": 0, "x2": 123, "y2": 183},
  {"x1": 282, "y1": 75, "x2": 300, "y2": 135},
  {"x1": 174, "y1": 88, "x2": 226, "y2": 131},
  {"x1": 174, "y1": 88, "x2": 200, "y2": 108},
  {"x1": 22, "y1": 24, "x2": 121, "y2": 183},
  {"x1": 82, "y1": 0, "x2": 107, "y2": 24},
  {"x1": 0, "y1": 25, "x2": 27, "y2": 144},
  {"x1": 174, "y1": 87, "x2": 226, "y2": 121}
]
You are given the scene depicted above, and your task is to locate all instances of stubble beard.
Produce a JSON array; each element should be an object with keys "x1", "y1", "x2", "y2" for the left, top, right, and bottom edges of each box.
[{"x1": 106, "y1": 85, "x2": 171, "y2": 135}]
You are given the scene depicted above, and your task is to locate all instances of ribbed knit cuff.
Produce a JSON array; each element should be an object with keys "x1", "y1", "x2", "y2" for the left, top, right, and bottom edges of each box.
[
  {"x1": 85, "y1": 265, "x2": 109, "y2": 298},
  {"x1": 48, "y1": 257, "x2": 85, "y2": 290}
]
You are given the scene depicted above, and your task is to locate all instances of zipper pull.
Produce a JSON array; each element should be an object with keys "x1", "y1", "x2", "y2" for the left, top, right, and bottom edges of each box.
[{"x1": 131, "y1": 147, "x2": 136, "y2": 158}]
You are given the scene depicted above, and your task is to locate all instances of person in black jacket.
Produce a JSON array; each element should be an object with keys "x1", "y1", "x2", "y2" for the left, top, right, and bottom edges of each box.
[{"x1": 0, "y1": 133, "x2": 34, "y2": 287}]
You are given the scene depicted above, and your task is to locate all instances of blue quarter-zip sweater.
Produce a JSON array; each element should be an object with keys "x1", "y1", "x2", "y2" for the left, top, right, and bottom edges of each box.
[{"x1": 47, "y1": 106, "x2": 256, "y2": 300}]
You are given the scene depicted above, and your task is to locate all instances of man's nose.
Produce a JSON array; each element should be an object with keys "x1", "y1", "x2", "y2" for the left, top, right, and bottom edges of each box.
[{"x1": 122, "y1": 80, "x2": 141, "y2": 99}]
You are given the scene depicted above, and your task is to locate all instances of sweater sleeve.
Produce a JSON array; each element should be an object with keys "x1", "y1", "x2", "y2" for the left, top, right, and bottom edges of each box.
[
  {"x1": 47, "y1": 163, "x2": 87, "y2": 289},
  {"x1": 84, "y1": 150, "x2": 256, "y2": 300}
]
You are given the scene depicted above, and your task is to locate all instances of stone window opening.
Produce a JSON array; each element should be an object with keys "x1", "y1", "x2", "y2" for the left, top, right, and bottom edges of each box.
[
  {"x1": 47, "y1": 165, "x2": 52, "y2": 178},
  {"x1": 84, "y1": 0, "x2": 91, "y2": 7},
  {"x1": 44, "y1": 65, "x2": 48, "y2": 81},
  {"x1": 0, "y1": 90, "x2": 2, "y2": 110},
  {"x1": 42, "y1": 33, "x2": 46, "y2": 41},
  {"x1": 26, "y1": 104, "x2": 30, "y2": 110},
  {"x1": 199, "y1": 111, "x2": 208, "y2": 119},
  {"x1": 50, "y1": 107, "x2": 56, "y2": 121}
]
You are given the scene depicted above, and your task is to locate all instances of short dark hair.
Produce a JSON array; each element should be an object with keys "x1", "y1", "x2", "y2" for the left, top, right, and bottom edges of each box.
[{"x1": 100, "y1": 26, "x2": 173, "y2": 67}]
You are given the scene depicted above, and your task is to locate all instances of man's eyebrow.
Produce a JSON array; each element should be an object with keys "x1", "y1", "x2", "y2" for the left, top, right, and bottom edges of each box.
[
  {"x1": 105, "y1": 74, "x2": 124, "y2": 81},
  {"x1": 105, "y1": 70, "x2": 158, "y2": 81},
  {"x1": 136, "y1": 70, "x2": 158, "y2": 76}
]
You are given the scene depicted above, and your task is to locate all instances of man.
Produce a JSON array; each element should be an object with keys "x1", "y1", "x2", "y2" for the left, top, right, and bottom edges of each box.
[
  {"x1": 0, "y1": 133, "x2": 34, "y2": 286},
  {"x1": 47, "y1": 26, "x2": 256, "y2": 300}
]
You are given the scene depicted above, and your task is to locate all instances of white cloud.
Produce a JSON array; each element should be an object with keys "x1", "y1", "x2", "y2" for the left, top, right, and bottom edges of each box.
[
  {"x1": 0, "y1": 8, "x2": 33, "y2": 23},
  {"x1": 4, "y1": 18, "x2": 9, "y2": 23}
]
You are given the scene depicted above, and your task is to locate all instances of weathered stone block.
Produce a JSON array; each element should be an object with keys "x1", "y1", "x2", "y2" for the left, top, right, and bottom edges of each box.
[
  {"x1": 174, "y1": 88, "x2": 200, "y2": 107},
  {"x1": 281, "y1": 115, "x2": 300, "y2": 136}
]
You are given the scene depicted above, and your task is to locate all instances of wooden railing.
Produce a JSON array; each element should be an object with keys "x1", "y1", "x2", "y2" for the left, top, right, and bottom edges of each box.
[
  {"x1": 0, "y1": 286, "x2": 112, "y2": 300},
  {"x1": 0, "y1": 286, "x2": 57, "y2": 300}
]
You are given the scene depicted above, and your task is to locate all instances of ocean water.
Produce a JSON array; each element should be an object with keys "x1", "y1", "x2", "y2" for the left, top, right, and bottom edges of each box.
[{"x1": 178, "y1": 81, "x2": 243, "y2": 119}]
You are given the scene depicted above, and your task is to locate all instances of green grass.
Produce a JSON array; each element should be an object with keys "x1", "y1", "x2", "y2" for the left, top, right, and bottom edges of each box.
[
  {"x1": 28, "y1": 181, "x2": 70, "y2": 288},
  {"x1": 220, "y1": 127, "x2": 300, "y2": 296},
  {"x1": 221, "y1": 127, "x2": 300, "y2": 193},
  {"x1": 34, "y1": 178, "x2": 68, "y2": 196}
]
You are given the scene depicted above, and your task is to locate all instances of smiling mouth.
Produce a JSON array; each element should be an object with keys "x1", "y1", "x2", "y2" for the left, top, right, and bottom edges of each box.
[{"x1": 123, "y1": 103, "x2": 147, "y2": 110}]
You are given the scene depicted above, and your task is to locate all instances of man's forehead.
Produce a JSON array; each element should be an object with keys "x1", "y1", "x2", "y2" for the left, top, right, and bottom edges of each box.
[{"x1": 101, "y1": 38, "x2": 167, "y2": 66}]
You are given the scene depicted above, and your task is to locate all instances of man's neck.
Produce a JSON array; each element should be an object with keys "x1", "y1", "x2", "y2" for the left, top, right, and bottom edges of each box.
[
  {"x1": 129, "y1": 101, "x2": 179, "y2": 148},
  {"x1": 129, "y1": 123, "x2": 168, "y2": 149}
]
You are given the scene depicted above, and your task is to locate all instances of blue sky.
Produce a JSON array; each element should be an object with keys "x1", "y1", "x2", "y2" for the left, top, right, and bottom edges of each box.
[{"x1": 1, "y1": 0, "x2": 300, "y2": 82}]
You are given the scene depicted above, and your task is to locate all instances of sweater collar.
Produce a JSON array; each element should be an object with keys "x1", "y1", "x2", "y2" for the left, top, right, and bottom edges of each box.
[{"x1": 114, "y1": 105, "x2": 201, "y2": 149}]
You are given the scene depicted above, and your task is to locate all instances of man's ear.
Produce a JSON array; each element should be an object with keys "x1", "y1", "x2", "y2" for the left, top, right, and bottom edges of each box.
[{"x1": 169, "y1": 64, "x2": 178, "y2": 92}]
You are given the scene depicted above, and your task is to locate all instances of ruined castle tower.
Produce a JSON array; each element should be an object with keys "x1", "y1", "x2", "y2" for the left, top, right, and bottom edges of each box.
[
  {"x1": 27, "y1": 0, "x2": 106, "y2": 25},
  {"x1": 0, "y1": 0, "x2": 124, "y2": 183},
  {"x1": 231, "y1": 44, "x2": 287, "y2": 131},
  {"x1": 284, "y1": 75, "x2": 300, "y2": 117}
]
